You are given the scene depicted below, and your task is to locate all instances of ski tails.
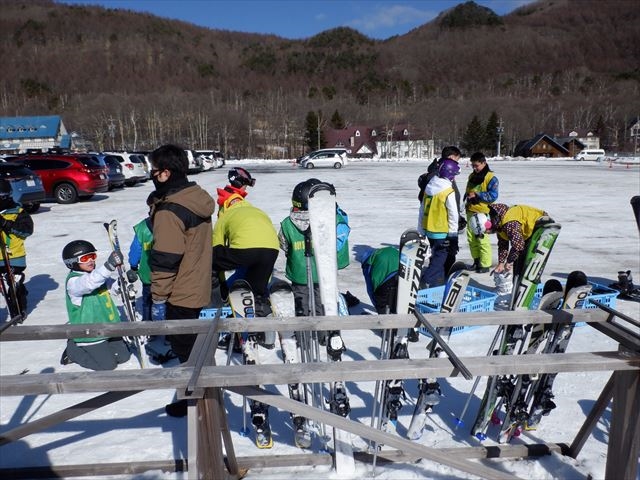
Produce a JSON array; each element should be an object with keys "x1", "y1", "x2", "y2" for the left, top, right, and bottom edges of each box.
[
  {"x1": 525, "y1": 271, "x2": 591, "y2": 431},
  {"x1": 406, "y1": 264, "x2": 470, "y2": 441},
  {"x1": 104, "y1": 220, "x2": 145, "y2": 368},
  {"x1": 228, "y1": 279, "x2": 273, "y2": 449},
  {"x1": 269, "y1": 279, "x2": 312, "y2": 449},
  {"x1": 470, "y1": 221, "x2": 561, "y2": 441},
  {"x1": 375, "y1": 229, "x2": 428, "y2": 437}
]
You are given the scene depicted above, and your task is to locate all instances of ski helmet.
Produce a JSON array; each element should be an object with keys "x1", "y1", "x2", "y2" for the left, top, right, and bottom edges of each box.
[
  {"x1": 228, "y1": 167, "x2": 255, "y2": 188},
  {"x1": 469, "y1": 213, "x2": 492, "y2": 238},
  {"x1": 62, "y1": 240, "x2": 97, "y2": 271},
  {"x1": 291, "y1": 178, "x2": 321, "y2": 210},
  {"x1": 438, "y1": 158, "x2": 461, "y2": 181}
]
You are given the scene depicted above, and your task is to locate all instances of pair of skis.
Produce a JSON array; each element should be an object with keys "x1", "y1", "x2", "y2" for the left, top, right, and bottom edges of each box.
[
  {"x1": 103, "y1": 220, "x2": 145, "y2": 368},
  {"x1": 469, "y1": 221, "x2": 561, "y2": 442},
  {"x1": 406, "y1": 261, "x2": 470, "y2": 440},
  {"x1": 372, "y1": 229, "x2": 429, "y2": 437}
]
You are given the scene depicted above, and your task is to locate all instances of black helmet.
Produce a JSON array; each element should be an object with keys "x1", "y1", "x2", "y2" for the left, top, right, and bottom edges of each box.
[
  {"x1": 291, "y1": 178, "x2": 321, "y2": 210},
  {"x1": 0, "y1": 179, "x2": 12, "y2": 197},
  {"x1": 62, "y1": 240, "x2": 97, "y2": 271},
  {"x1": 228, "y1": 167, "x2": 255, "y2": 188}
]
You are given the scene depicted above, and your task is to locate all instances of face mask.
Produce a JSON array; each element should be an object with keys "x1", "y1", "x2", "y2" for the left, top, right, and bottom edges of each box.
[{"x1": 152, "y1": 176, "x2": 163, "y2": 189}]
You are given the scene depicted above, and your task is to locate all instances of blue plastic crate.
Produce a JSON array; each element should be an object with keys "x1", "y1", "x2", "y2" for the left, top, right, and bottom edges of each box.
[
  {"x1": 532, "y1": 281, "x2": 618, "y2": 310},
  {"x1": 416, "y1": 285, "x2": 497, "y2": 337},
  {"x1": 199, "y1": 307, "x2": 233, "y2": 319}
]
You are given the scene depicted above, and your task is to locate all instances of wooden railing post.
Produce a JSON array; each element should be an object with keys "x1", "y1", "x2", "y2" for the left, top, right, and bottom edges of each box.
[{"x1": 605, "y1": 347, "x2": 640, "y2": 480}]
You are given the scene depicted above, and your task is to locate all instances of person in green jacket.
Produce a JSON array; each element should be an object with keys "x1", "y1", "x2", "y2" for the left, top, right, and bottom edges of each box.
[
  {"x1": 357, "y1": 246, "x2": 399, "y2": 314},
  {"x1": 61, "y1": 239, "x2": 131, "y2": 371},
  {"x1": 128, "y1": 217, "x2": 153, "y2": 320},
  {"x1": 278, "y1": 178, "x2": 350, "y2": 317}
]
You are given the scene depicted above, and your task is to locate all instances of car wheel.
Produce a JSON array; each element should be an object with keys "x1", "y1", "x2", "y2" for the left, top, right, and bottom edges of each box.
[
  {"x1": 333, "y1": 162, "x2": 343, "y2": 169},
  {"x1": 24, "y1": 202, "x2": 40, "y2": 213},
  {"x1": 54, "y1": 183, "x2": 78, "y2": 204},
  {"x1": 305, "y1": 162, "x2": 315, "y2": 169}
]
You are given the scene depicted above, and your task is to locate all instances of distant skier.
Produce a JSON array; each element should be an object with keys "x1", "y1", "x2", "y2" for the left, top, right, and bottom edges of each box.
[
  {"x1": 0, "y1": 178, "x2": 33, "y2": 319},
  {"x1": 60, "y1": 240, "x2": 131, "y2": 370}
]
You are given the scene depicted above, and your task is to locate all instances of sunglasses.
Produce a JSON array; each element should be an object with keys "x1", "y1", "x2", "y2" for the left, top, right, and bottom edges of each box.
[
  {"x1": 78, "y1": 252, "x2": 97, "y2": 263},
  {"x1": 150, "y1": 168, "x2": 165, "y2": 176}
]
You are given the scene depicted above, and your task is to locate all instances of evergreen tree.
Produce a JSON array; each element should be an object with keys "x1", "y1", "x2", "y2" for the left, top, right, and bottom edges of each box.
[
  {"x1": 461, "y1": 115, "x2": 485, "y2": 153},
  {"x1": 304, "y1": 111, "x2": 325, "y2": 151},
  {"x1": 484, "y1": 111, "x2": 499, "y2": 154},
  {"x1": 330, "y1": 110, "x2": 345, "y2": 129}
]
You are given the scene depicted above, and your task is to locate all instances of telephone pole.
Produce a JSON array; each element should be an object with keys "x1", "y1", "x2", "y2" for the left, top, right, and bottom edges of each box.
[{"x1": 496, "y1": 119, "x2": 504, "y2": 157}]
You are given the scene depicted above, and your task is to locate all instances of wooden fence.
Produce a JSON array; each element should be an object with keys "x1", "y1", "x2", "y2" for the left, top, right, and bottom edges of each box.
[{"x1": 0, "y1": 307, "x2": 638, "y2": 480}]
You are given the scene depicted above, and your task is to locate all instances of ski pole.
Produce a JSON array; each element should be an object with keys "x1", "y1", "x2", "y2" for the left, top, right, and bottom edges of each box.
[{"x1": 454, "y1": 324, "x2": 504, "y2": 428}]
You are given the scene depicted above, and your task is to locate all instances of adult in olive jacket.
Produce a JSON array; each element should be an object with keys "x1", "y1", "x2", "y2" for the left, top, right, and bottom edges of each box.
[{"x1": 147, "y1": 144, "x2": 215, "y2": 364}]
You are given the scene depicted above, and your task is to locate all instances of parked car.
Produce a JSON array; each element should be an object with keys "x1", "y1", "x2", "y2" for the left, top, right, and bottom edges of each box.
[
  {"x1": 95, "y1": 154, "x2": 126, "y2": 190},
  {"x1": 196, "y1": 150, "x2": 226, "y2": 171},
  {"x1": 574, "y1": 149, "x2": 606, "y2": 161},
  {"x1": 186, "y1": 149, "x2": 203, "y2": 174},
  {"x1": 300, "y1": 149, "x2": 347, "y2": 169},
  {"x1": 102, "y1": 152, "x2": 147, "y2": 186},
  {"x1": 0, "y1": 161, "x2": 45, "y2": 213},
  {"x1": 7, "y1": 153, "x2": 108, "y2": 204},
  {"x1": 296, "y1": 148, "x2": 348, "y2": 165}
]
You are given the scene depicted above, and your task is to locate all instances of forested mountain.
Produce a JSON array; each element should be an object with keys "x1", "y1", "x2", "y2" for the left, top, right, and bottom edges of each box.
[{"x1": 1, "y1": 0, "x2": 638, "y2": 156}]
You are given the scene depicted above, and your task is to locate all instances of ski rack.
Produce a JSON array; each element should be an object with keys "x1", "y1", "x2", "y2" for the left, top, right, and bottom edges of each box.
[
  {"x1": 413, "y1": 309, "x2": 473, "y2": 380},
  {"x1": 0, "y1": 308, "x2": 638, "y2": 480}
]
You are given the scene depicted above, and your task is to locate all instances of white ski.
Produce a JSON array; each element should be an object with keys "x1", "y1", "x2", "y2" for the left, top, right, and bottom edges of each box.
[{"x1": 307, "y1": 182, "x2": 355, "y2": 475}]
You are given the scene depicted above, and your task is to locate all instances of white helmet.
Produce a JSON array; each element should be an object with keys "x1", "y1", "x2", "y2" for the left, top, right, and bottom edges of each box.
[{"x1": 470, "y1": 213, "x2": 492, "y2": 238}]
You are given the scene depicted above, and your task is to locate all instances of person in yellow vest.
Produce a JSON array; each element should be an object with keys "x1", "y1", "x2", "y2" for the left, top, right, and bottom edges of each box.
[
  {"x1": 61, "y1": 240, "x2": 131, "y2": 370},
  {"x1": 0, "y1": 178, "x2": 34, "y2": 320},
  {"x1": 464, "y1": 152, "x2": 499, "y2": 273},
  {"x1": 470, "y1": 203, "x2": 550, "y2": 276},
  {"x1": 419, "y1": 158, "x2": 461, "y2": 288}
]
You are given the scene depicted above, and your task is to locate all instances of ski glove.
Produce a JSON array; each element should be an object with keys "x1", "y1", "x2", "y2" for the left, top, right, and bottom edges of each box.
[
  {"x1": 125, "y1": 269, "x2": 138, "y2": 284},
  {"x1": 151, "y1": 300, "x2": 166, "y2": 321},
  {"x1": 104, "y1": 250, "x2": 124, "y2": 271},
  {"x1": 458, "y1": 217, "x2": 467, "y2": 232}
]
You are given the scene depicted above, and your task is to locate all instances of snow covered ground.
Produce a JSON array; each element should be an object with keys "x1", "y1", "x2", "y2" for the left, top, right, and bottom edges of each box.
[{"x1": 1, "y1": 158, "x2": 639, "y2": 480}]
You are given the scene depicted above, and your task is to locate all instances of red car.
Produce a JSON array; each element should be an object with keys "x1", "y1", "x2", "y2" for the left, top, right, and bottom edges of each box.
[{"x1": 8, "y1": 153, "x2": 109, "y2": 204}]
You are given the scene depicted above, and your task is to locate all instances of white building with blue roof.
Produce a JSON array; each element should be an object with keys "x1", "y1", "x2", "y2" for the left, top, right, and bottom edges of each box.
[{"x1": 0, "y1": 115, "x2": 70, "y2": 153}]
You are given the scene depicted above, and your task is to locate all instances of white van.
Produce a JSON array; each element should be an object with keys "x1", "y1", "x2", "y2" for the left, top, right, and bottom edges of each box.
[{"x1": 575, "y1": 149, "x2": 605, "y2": 161}]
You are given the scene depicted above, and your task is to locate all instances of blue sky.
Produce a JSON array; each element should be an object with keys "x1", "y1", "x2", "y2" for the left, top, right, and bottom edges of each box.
[{"x1": 58, "y1": 0, "x2": 533, "y2": 40}]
